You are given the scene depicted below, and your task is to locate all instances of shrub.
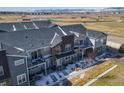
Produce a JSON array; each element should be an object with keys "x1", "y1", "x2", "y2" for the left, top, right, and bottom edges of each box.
[{"x1": 119, "y1": 44, "x2": 124, "y2": 53}]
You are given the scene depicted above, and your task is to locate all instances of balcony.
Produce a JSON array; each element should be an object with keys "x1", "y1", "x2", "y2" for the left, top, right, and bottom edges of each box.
[
  {"x1": 74, "y1": 42, "x2": 92, "y2": 49},
  {"x1": 27, "y1": 57, "x2": 45, "y2": 68}
]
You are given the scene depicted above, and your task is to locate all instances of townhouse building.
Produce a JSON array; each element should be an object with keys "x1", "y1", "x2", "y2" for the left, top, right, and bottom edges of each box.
[{"x1": 0, "y1": 20, "x2": 107, "y2": 86}]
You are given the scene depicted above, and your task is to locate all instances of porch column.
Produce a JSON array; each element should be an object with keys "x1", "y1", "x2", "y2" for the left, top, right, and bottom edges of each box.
[
  {"x1": 44, "y1": 62, "x2": 47, "y2": 75},
  {"x1": 82, "y1": 49, "x2": 84, "y2": 60}
]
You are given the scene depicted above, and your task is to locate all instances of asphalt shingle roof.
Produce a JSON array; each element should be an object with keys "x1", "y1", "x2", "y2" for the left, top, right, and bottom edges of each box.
[
  {"x1": 0, "y1": 27, "x2": 63, "y2": 51},
  {"x1": 33, "y1": 20, "x2": 53, "y2": 28},
  {"x1": 2, "y1": 44, "x2": 27, "y2": 56},
  {"x1": 0, "y1": 23, "x2": 13, "y2": 32},
  {"x1": 87, "y1": 30, "x2": 107, "y2": 39},
  {"x1": 13, "y1": 23, "x2": 25, "y2": 31},
  {"x1": 0, "y1": 20, "x2": 53, "y2": 32},
  {"x1": 21, "y1": 22, "x2": 36, "y2": 29},
  {"x1": 60, "y1": 24, "x2": 87, "y2": 35}
]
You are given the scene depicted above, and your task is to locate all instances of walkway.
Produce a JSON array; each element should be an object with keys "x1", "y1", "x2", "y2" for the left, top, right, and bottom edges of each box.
[{"x1": 83, "y1": 65, "x2": 118, "y2": 86}]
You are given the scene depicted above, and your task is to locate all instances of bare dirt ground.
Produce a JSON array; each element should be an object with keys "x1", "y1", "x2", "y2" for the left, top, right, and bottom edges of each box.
[{"x1": 0, "y1": 12, "x2": 124, "y2": 23}]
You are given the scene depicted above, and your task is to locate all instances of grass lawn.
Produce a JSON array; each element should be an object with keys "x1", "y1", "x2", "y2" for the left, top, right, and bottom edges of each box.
[
  {"x1": 54, "y1": 20, "x2": 124, "y2": 37},
  {"x1": 70, "y1": 60, "x2": 116, "y2": 86},
  {"x1": 91, "y1": 60, "x2": 124, "y2": 86},
  {"x1": 85, "y1": 22, "x2": 124, "y2": 37},
  {"x1": 53, "y1": 19, "x2": 124, "y2": 38},
  {"x1": 51, "y1": 18, "x2": 96, "y2": 23}
]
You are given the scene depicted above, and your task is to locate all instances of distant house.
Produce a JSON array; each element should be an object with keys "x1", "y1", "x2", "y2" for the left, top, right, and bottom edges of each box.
[{"x1": 0, "y1": 20, "x2": 107, "y2": 86}]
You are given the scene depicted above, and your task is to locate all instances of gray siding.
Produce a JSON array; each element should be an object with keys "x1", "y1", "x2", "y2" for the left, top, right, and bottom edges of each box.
[
  {"x1": 7, "y1": 56, "x2": 29, "y2": 86},
  {"x1": 0, "y1": 50, "x2": 11, "y2": 85}
]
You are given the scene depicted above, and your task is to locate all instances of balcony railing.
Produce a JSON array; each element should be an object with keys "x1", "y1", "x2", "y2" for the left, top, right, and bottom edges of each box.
[{"x1": 27, "y1": 57, "x2": 45, "y2": 68}]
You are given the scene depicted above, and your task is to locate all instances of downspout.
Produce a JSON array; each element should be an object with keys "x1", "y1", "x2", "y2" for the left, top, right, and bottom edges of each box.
[{"x1": 25, "y1": 57, "x2": 30, "y2": 86}]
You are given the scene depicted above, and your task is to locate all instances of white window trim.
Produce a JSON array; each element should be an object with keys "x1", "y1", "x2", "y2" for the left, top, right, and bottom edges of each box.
[
  {"x1": 65, "y1": 44, "x2": 71, "y2": 51},
  {"x1": 0, "y1": 66, "x2": 4, "y2": 76},
  {"x1": 17, "y1": 73, "x2": 27, "y2": 85},
  {"x1": 15, "y1": 59, "x2": 25, "y2": 66}
]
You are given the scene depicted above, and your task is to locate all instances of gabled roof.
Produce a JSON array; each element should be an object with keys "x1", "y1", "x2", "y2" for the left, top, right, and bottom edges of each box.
[
  {"x1": 60, "y1": 24, "x2": 87, "y2": 35},
  {"x1": 50, "y1": 33, "x2": 62, "y2": 47},
  {"x1": 87, "y1": 30, "x2": 107, "y2": 39},
  {"x1": 1, "y1": 43, "x2": 27, "y2": 56},
  {"x1": 13, "y1": 22, "x2": 25, "y2": 31},
  {"x1": 0, "y1": 20, "x2": 53, "y2": 32},
  {"x1": 0, "y1": 23, "x2": 13, "y2": 32},
  {"x1": 0, "y1": 27, "x2": 63, "y2": 52},
  {"x1": 21, "y1": 22, "x2": 36, "y2": 29},
  {"x1": 33, "y1": 20, "x2": 53, "y2": 28}
]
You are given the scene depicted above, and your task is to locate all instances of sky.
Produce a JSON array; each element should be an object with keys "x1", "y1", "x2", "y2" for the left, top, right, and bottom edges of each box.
[{"x1": 0, "y1": 7, "x2": 105, "y2": 12}]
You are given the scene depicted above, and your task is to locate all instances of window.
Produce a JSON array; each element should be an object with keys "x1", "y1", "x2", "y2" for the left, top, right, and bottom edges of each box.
[
  {"x1": 96, "y1": 39, "x2": 99, "y2": 42},
  {"x1": 74, "y1": 39, "x2": 79, "y2": 44},
  {"x1": 0, "y1": 81, "x2": 6, "y2": 86},
  {"x1": 38, "y1": 49, "x2": 42, "y2": 57},
  {"x1": 65, "y1": 57, "x2": 68, "y2": 60},
  {"x1": 55, "y1": 46, "x2": 61, "y2": 53},
  {"x1": 103, "y1": 38, "x2": 106, "y2": 45},
  {"x1": 101, "y1": 38, "x2": 104, "y2": 43},
  {"x1": 100, "y1": 38, "x2": 106, "y2": 45},
  {"x1": 15, "y1": 59, "x2": 24, "y2": 66},
  {"x1": 31, "y1": 51, "x2": 37, "y2": 59},
  {"x1": 0, "y1": 66, "x2": 4, "y2": 76},
  {"x1": 17, "y1": 73, "x2": 27, "y2": 85},
  {"x1": 80, "y1": 40, "x2": 84, "y2": 45},
  {"x1": 96, "y1": 47, "x2": 102, "y2": 54},
  {"x1": 42, "y1": 47, "x2": 50, "y2": 56},
  {"x1": 46, "y1": 59, "x2": 50, "y2": 68},
  {"x1": 57, "y1": 59, "x2": 61, "y2": 66},
  {"x1": 65, "y1": 44, "x2": 71, "y2": 51}
]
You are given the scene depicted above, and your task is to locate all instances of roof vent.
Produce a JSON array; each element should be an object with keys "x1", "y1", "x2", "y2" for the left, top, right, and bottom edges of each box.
[
  {"x1": 30, "y1": 44, "x2": 34, "y2": 47},
  {"x1": 25, "y1": 35, "x2": 28, "y2": 39},
  {"x1": 17, "y1": 50, "x2": 22, "y2": 53}
]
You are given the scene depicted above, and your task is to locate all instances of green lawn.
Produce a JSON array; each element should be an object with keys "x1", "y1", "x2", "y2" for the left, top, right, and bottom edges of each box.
[{"x1": 91, "y1": 61, "x2": 124, "y2": 86}]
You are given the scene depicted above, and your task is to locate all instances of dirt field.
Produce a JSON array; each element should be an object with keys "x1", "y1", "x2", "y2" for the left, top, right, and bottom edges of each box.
[{"x1": 0, "y1": 12, "x2": 124, "y2": 23}]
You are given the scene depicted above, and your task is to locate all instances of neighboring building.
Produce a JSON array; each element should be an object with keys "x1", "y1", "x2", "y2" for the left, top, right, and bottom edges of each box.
[{"x1": 0, "y1": 20, "x2": 107, "y2": 86}]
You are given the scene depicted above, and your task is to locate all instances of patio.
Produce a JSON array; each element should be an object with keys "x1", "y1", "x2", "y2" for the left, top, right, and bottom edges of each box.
[{"x1": 34, "y1": 59, "x2": 97, "y2": 86}]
